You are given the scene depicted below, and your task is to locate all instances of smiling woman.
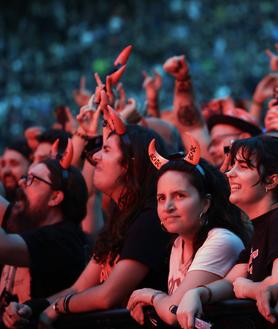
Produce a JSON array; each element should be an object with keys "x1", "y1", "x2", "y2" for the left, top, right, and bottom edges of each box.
[
  {"x1": 127, "y1": 135, "x2": 250, "y2": 326},
  {"x1": 174, "y1": 135, "x2": 278, "y2": 329}
]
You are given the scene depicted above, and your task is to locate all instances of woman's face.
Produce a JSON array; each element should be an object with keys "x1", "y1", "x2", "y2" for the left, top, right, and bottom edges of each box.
[
  {"x1": 226, "y1": 149, "x2": 266, "y2": 216},
  {"x1": 93, "y1": 134, "x2": 127, "y2": 199},
  {"x1": 157, "y1": 170, "x2": 206, "y2": 238}
]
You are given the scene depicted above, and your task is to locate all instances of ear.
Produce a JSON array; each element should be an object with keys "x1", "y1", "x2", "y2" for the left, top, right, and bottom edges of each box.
[
  {"x1": 48, "y1": 191, "x2": 64, "y2": 207},
  {"x1": 266, "y1": 174, "x2": 278, "y2": 191}
]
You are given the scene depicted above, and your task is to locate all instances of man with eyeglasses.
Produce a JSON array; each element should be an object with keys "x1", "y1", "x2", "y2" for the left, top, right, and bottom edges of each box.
[
  {"x1": 0, "y1": 157, "x2": 89, "y2": 322},
  {"x1": 206, "y1": 107, "x2": 262, "y2": 168}
]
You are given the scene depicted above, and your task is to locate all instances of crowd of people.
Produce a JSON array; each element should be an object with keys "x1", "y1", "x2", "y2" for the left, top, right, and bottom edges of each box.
[{"x1": 0, "y1": 44, "x2": 277, "y2": 329}]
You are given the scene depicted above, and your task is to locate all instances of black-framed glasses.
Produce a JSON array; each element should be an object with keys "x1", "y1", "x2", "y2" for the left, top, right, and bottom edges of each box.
[{"x1": 21, "y1": 174, "x2": 53, "y2": 187}]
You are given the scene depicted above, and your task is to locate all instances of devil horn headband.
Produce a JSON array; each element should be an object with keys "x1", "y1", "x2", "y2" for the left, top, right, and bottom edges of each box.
[
  {"x1": 51, "y1": 138, "x2": 73, "y2": 170},
  {"x1": 148, "y1": 133, "x2": 202, "y2": 171},
  {"x1": 106, "y1": 105, "x2": 127, "y2": 135}
]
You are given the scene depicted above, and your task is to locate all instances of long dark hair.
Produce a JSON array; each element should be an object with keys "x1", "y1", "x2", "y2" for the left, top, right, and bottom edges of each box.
[
  {"x1": 157, "y1": 158, "x2": 251, "y2": 259},
  {"x1": 93, "y1": 124, "x2": 167, "y2": 265},
  {"x1": 230, "y1": 135, "x2": 278, "y2": 202}
]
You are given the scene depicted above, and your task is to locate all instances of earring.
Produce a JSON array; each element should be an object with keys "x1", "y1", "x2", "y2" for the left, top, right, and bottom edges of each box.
[
  {"x1": 160, "y1": 222, "x2": 168, "y2": 232},
  {"x1": 265, "y1": 186, "x2": 269, "y2": 193},
  {"x1": 199, "y1": 211, "x2": 208, "y2": 226}
]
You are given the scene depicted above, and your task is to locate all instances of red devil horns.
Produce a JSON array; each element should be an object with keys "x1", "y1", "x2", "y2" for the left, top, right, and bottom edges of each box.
[
  {"x1": 148, "y1": 139, "x2": 169, "y2": 170},
  {"x1": 51, "y1": 138, "x2": 73, "y2": 170},
  {"x1": 108, "y1": 65, "x2": 127, "y2": 86},
  {"x1": 148, "y1": 133, "x2": 201, "y2": 170},
  {"x1": 106, "y1": 105, "x2": 127, "y2": 135},
  {"x1": 183, "y1": 133, "x2": 201, "y2": 165},
  {"x1": 114, "y1": 45, "x2": 133, "y2": 66}
]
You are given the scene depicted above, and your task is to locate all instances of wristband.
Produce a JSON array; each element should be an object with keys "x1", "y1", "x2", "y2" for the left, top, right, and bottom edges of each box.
[{"x1": 63, "y1": 294, "x2": 74, "y2": 313}]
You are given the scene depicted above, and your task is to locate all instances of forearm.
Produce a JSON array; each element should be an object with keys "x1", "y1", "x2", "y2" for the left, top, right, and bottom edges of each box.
[
  {"x1": 71, "y1": 131, "x2": 87, "y2": 167},
  {"x1": 146, "y1": 97, "x2": 160, "y2": 118},
  {"x1": 249, "y1": 100, "x2": 263, "y2": 122},
  {"x1": 152, "y1": 293, "x2": 179, "y2": 325},
  {"x1": 173, "y1": 80, "x2": 204, "y2": 128},
  {"x1": 201, "y1": 279, "x2": 234, "y2": 304},
  {"x1": 60, "y1": 284, "x2": 124, "y2": 313}
]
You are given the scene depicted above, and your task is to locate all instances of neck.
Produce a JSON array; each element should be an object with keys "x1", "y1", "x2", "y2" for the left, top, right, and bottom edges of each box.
[
  {"x1": 244, "y1": 196, "x2": 278, "y2": 220},
  {"x1": 40, "y1": 208, "x2": 64, "y2": 227}
]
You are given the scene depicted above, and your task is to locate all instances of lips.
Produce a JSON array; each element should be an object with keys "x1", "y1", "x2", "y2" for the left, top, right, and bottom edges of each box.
[{"x1": 230, "y1": 183, "x2": 241, "y2": 192}]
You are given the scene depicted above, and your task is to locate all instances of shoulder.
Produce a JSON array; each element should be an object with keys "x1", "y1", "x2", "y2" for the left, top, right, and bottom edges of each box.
[{"x1": 197, "y1": 228, "x2": 244, "y2": 256}]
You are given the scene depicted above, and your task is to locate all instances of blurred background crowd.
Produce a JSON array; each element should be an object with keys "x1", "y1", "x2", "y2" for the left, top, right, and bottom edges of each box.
[{"x1": 0, "y1": 0, "x2": 277, "y2": 151}]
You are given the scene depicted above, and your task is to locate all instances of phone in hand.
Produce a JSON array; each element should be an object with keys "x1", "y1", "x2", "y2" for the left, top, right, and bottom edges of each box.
[{"x1": 169, "y1": 305, "x2": 212, "y2": 329}]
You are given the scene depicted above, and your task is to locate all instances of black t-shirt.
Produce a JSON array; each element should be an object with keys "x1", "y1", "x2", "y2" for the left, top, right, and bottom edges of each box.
[
  {"x1": 120, "y1": 204, "x2": 171, "y2": 292},
  {"x1": 237, "y1": 208, "x2": 278, "y2": 282},
  {"x1": 20, "y1": 221, "x2": 89, "y2": 299}
]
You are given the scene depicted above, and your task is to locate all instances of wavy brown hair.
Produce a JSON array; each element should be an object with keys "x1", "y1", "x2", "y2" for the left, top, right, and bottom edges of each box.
[{"x1": 93, "y1": 124, "x2": 167, "y2": 265}]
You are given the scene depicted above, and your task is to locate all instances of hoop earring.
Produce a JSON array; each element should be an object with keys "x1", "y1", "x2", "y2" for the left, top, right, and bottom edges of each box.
[
  {"x1": 199, "y1": 211, "x2": 208, "y2": 226},
  {"x1": 160, "y1": 222, "x2": 168, "y2": 232}
]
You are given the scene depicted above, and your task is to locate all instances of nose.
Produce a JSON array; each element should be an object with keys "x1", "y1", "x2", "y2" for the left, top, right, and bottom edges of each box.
[
  {"x1": 226, "y1": 164, "x2": 237, "y2": 178},
  {"x1": 92, "y1": 149, "x2": 102, "y2": 163},
  {"x1": 164, "y1": 197, "x2": 175, "y2": 213}
]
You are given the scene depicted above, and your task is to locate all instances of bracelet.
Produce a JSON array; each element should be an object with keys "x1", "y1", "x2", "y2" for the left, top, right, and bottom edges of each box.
[
  {"x1": 150, "y1": 291, "x2": 164, "y2": 305},
  {"x1": 74, "y1": 129, "x2": 90, "y2": 142},
  {"x1": 63, "y1": 294, "x2": 74, "y2": 313},
  {"x1": 197, "y1": 285, "x2": 212, "y2": 303}
]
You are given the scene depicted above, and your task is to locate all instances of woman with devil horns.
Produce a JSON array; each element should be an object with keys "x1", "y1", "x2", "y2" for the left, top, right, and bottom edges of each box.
[
  {"x1": 2, "y1": 105, "x2": 171, "y2": 327},
  {"x1": 127, "y1": 133, "x2": 250, "y2": 326},
  {"x1": 168, "y1": 135, "x2": 278, "y2": 329}
]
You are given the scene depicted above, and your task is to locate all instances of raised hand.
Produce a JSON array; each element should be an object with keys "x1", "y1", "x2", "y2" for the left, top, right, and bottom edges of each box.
[
  {"x1": 120, "y1": 98, "x2": 142, "y2": 124},
  {"x1": 265, "y1": 98, "x2": 278, "y2": 132},
  {"x1": 163, "y1": 55, "x2": 189, "y2": 81},
  {"x1": 73, "y1": 76, "x2": 91, "y2": 107},
  {"x1": 253, "y1": 74, "x2": 278, "y2": 105},
  {"x1": 114, "y1": 83, "x2": 127, "y2": 112},
  {"x1": 265, "y1": 46, "x2": 278, "y2": 71},
  {"x1": 143, "y1": 70, "x2": 162, "y2": 100}
]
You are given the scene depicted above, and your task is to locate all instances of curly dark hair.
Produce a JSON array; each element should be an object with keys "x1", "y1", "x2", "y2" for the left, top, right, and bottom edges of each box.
[
  {"x1": 93, "y1": 124, "x2": 167, "y2": 265},
  {"x1": 157, "y1": 157, "x2": 251, "y2": 259},
  {"x1": 230, "y1": 135, "x2": 278, "y2": 202}
]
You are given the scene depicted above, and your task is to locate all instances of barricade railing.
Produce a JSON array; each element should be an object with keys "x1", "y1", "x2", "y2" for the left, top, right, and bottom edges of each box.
[{"x1": 53, "y1": 299, "x2": 275, "y2": 329}]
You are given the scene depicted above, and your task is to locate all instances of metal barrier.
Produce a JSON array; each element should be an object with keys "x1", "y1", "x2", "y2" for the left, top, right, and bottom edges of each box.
[{"x1": 53, "y1": 299, "x2": 277, "y2": 329}]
